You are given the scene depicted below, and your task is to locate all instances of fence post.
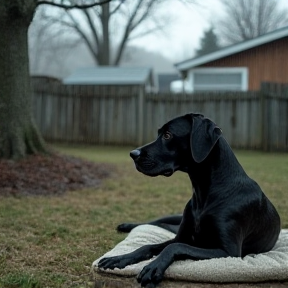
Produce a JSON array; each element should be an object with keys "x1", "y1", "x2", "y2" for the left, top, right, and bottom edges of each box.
[
  {"x1": 260, "y1": 83, "x2": 268, "y2": 151},
  {"x1": 137, "y1": 86, "x2": 144, "y2": 146}
]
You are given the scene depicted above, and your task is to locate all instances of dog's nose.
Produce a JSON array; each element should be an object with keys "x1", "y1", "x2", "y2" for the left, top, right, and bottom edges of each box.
[{"x1": 130, "y1": 149, "x2": 141, "y2": 160}]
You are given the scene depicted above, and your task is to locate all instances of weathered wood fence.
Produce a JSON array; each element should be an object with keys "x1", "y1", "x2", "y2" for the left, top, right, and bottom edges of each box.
[{"x1": 32, "y1": 82, "x2": 288, "y2": 152}]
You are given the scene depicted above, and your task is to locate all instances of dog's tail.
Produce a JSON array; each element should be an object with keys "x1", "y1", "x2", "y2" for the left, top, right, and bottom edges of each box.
[
  {"x1": 116, "y1": 223, "x2": 139, "y2": 233},
  {"x1": 117, "y1": 215, "x2": 183, "y2": 233}
]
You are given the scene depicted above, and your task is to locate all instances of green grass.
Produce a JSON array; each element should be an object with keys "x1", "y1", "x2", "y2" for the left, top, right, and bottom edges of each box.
[{"x1": 0, "y1": 145, "x2": 287, "y2": 288}]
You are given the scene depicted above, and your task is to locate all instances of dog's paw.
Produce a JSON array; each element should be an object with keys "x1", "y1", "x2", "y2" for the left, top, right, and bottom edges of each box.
[
  {"x1": 98, "y1": 255, "x2": 132, "y2": 270},
  {"x1": 137, "y1": 262, "x2": 165, "y2": 287}
]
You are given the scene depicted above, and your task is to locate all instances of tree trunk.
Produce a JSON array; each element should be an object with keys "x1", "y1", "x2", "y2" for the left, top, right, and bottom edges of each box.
[
  {"x1": 98, "y1": 2, "x2": 110, "y2": 65},
  {"x1": 0, "y1": 6, "x2": 47, "y2": 159}
]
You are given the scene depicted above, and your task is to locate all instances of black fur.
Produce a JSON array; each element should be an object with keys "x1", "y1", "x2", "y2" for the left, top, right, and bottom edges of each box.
[{"x1": 98, "y1": 113, "x2": 281, "y2": 288}]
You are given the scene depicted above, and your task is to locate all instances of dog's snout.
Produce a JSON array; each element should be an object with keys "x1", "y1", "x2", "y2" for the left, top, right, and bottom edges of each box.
[{"x1": 130, "y1": 149, "x2": 141, "y2": 160}]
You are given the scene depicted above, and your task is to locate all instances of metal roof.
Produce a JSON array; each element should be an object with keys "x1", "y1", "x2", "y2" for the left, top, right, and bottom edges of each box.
[
  {"x1": 63, "y1": 66, "x2": 154, "y2": 85},
  {"x1": 175, "y1": 26, "x2": 288, "y2": 71}
]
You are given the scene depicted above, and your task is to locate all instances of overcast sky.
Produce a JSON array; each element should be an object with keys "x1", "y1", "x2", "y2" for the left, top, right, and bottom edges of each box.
[{"x1": 129, "y1": 0, "x2": 288, "y2": 63}]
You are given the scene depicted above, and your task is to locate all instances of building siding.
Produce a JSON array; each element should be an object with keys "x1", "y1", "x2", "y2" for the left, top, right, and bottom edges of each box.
[{"x1": 199, "y1": 37, "x2": 288, "y2": 91}]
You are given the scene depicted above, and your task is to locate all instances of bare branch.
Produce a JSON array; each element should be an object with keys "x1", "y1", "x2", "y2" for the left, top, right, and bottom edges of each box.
[
  {"x1": 83, "y1": 9, "x2": 100, "y2": 47},
  {"x1": 113, "y1": 0, "x2": 144, "y2": 65},
  {"x1": 217, "y1": 0, "x2": 288, "y2": 45},
  {"x1": 130, "y1": 0, "x2": 160, "y2": 30},
  {"x1": 128, "y1": 25, "x2": 165, "y2": 41},
  {"x1": 65, "y1": 10, "x2": 98, "y2": 60},
  {"x1": 124, "y1": 0, "x2": 144, "y2": 32},
  {"x1": 36, "y1": 0, "x2": 113, "y2": 9},
  {"x1": 36, "y1": 0, "x2": 196, "y2": 67},
  {"x1": 110, "y1": 0, "x2": 124, "y2": 15}
]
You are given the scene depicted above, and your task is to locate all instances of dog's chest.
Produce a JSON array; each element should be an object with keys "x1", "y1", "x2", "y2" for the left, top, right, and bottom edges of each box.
[
  {"x1": 192, "y1": 211, "x2": 206, "y2": 238},
  {"x1": 193, "y1": 213, "x2": 201, "y2": 233},
  {"x1": 191, "y1": 210, "x2": 219, "y2": 247}
]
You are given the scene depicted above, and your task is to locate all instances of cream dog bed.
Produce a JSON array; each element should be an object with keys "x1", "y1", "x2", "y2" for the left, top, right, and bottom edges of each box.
[{"x1": 93, "y1": 225, "x2": 288, "y2": 282}]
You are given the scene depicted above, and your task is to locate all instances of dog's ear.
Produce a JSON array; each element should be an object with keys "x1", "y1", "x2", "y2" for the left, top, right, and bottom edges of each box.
[{"x1": 190, "y1": 115, "x2": 222, "y2": 163}]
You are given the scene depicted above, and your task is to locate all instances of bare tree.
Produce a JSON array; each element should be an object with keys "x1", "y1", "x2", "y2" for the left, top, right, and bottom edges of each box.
[
  {"x1": 217, "y1": 0, "x2": 288, "y2": 44},
  {"x1": 0, "y1": 0, "x2": 196, "y2": 159},
  {"x1": 29, "y1": 9, "x2": 82, "y2": 76},
  {"x1": 0, "y1": 0, "x2": 112, "y2": 159},
  {"x1": 41, "y1": 0, "x2": 173, "y2": 66}
]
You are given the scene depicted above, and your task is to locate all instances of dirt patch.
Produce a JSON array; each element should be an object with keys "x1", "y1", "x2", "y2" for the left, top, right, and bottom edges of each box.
[{"x1": 0, "y1": 152, "x2": 114, "y2": 196}]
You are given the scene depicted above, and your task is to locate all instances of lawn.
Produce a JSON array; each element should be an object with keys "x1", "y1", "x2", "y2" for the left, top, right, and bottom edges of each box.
[{"x1": 0, "y1": 145, "x2": 287, "y2": 288}]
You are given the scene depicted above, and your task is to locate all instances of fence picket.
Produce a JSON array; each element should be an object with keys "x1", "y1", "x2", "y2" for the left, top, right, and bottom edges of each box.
[{"x1": 32, "y1": 83, "x2": 288, "y2": 151}]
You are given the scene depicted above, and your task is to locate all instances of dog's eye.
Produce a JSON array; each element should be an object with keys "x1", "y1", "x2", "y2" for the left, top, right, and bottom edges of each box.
[{"x1": 163, "y1": 132, "x2": 172, "y2": 140}]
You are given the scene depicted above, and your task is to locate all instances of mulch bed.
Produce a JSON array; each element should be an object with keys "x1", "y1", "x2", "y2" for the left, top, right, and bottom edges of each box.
[{"x1": 0, "y1": 152, "x2": 114, "y2": 196}]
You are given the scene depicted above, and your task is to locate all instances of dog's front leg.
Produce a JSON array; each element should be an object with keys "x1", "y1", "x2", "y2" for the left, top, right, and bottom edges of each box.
[
  {"x1": 98, "y1": 239, "x2": 174, "y2": 270},
  {"x1": 137, "y1": 243, "x2": 230, "y2": 287}
]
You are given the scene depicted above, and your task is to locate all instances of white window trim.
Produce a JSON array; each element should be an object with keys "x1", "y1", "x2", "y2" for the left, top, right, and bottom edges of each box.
[{"x1": 188, "y1": 67, "x2": 249, "y2": 92}]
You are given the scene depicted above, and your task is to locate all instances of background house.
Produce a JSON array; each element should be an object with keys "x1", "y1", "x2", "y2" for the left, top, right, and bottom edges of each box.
[
  {"x1": 157, "y1": 73, "x2": 181, "y2": 92},
  {"x1": 175, "y1": 26, "x2": 288, "y2": 92},
  {"x1": 62, "y1": 66, "x2": 158, "y2": 92}
]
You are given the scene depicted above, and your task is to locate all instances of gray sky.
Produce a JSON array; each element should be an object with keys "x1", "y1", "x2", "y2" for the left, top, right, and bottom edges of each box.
[
  {"x1": 129, "y1": 0, "x2": 288, "y2": 63},
  {"x1": 30, "y1": 0, "x2": 288, "y2": 77}
]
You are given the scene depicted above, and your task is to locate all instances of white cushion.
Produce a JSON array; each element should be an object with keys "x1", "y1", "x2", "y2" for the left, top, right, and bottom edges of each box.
[{"x1": 93, "y1": 225, "x2": 288, "y2": 282}]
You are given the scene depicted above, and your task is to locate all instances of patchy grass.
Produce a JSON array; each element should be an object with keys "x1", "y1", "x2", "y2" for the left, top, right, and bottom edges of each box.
[{"x1": 0, "y1": 145, "x2": 287, "y2": 288}]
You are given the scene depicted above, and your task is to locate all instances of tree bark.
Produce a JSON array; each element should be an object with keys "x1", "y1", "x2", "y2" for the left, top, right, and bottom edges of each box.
[
  {"x1": 99, "y1": 2, "x2": 110, "y2": 65},
  {"x1": 0, "y1": 3, "x2": 47, "y2": 159}
]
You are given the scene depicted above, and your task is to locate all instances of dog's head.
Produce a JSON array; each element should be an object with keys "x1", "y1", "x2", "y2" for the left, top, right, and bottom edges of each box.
[{"x1": 130, "y1": 113, "x2": 222, "y2": 177}]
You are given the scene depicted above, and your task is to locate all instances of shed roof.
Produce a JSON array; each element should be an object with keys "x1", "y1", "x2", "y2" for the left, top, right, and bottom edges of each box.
[
  {"x1": 175, "y1": 26, "x2": 288, "y2": 71},
  {"x1": 63, "y1": 66, "x2": 155, "y2": 85}
]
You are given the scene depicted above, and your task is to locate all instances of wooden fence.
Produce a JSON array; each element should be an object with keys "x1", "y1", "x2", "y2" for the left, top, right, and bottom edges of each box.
[
  {"x1": 32, "y1": 82, "x2": 288, "y2": 152},
  {"x1": 260, "y1": 83, "x2": 288, "y2": 151}
]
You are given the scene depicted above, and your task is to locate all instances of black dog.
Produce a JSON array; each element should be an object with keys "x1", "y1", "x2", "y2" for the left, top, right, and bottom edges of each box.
[{"x1": 98, "y1": 113, "x2": 281, "y2": 287}]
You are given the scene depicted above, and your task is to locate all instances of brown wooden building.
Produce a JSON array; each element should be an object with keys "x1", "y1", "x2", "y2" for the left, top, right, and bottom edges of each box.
[{"x1": 175, "y1": 27, "x2": 288, "y2": 91}]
